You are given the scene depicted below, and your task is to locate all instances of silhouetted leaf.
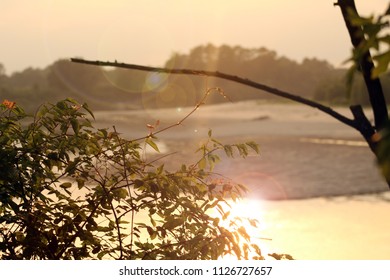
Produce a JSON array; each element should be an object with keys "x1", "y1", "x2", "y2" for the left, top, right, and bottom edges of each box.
[
  {"x1": 146, "y1": 137, "x2": 159, "y2": 152},
  {"x1": 246, "y1": 141, "x2": 260, "y2": 154}
]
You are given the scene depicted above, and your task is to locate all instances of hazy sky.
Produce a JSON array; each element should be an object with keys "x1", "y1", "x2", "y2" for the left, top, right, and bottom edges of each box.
[{"x1": 1, "y1": 0, "x2": 388, "y2": 74}]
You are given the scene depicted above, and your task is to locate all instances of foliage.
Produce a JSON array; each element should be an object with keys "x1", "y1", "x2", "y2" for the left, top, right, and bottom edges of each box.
[
  {"x1": 0, "y1": 98, "x2": 264, "y2": 260},
  {"x1": 267, "y1": 253, "x2": 294, "y2": 260},
  {"x1": 347, "y1": 4, "x2": 390, "y2": 78},
  {"x1": 345, "y1": 4, "x2": 390, "y2": 180}
]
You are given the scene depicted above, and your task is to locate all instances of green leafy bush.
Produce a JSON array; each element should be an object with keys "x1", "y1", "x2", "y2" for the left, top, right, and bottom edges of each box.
[
  {"x1": 347, "y1": 4, "x2": 390, "y2": 78},
  {"x1": 0, "y1": 98, "x2": 262, "y2": 260}
]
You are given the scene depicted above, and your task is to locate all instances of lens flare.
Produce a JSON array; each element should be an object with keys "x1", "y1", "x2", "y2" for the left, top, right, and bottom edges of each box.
[
  {"x1": 217, "y1": 197, "x2": 273, "y2": 259},
  {"x1": 141, "y1": 75, "x2": 197, "y2": 114},
  {"x1": 100, "y1": 67, "x2": 147, "y2": 94},
  {"x1": 144, "y1": 72, "x2": 169, "y2": 91},
  {"x1": 235, "y1": 171, "x2": 288, "y2": 200}
]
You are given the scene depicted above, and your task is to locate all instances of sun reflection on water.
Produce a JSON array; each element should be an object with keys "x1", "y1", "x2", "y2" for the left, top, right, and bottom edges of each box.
[{"x1": 218, "y1": 198, "x2": 273, "y2": 259}]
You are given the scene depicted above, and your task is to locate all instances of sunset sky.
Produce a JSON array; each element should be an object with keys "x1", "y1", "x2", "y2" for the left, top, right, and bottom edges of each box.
[{"x1": 1, "y1": 0, "x2": 388, "y2": 74}]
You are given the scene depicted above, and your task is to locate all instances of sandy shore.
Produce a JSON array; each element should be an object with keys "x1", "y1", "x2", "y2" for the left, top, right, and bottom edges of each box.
[{"x1": 92, "y1": 100, "x2": 390, "y2": 259}]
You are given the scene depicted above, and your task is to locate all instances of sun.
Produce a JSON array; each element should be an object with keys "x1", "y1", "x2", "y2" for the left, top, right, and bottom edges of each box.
[
  {"x1": 218, "y1": 197, "x2": 272, "y2": 259},
  {"x1": 226, "y1": 198, "x2": 268, "y2": 236}
]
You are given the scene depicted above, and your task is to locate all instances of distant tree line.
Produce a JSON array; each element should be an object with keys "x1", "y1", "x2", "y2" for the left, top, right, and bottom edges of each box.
[{"x1": 2, "y1": 44, "x2": 390, "y2": 113}]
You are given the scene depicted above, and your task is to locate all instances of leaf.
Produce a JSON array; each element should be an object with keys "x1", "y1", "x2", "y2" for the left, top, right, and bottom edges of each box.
[
  {"x1": 135, "y1": 222, "x2": 148, "y2": 228},
  {"x1": 198, "y1": 157, "x2": 207, "y2": 169},
  {"x1": 268, "y1": 253, "x2": 294, "y2": 260},
  {"x1": 251, "y1": 244, "x2": 262, "y2": 257},
  {"x1": 65, "y1": 97, "x2": 78, "y2": 104},
  {"x1": 60, "y1": 182, "x2": 72, "y2": 189},
  {"x1": 56, "y1": 100, "x2": 67, "y2": 110},
  {"x1": 237, "y1": 184, "x2": 248, "y2": 193},
  {"x1": 207, "y1": 154, "x2": 220, "y2": 171},
  {"x1": 373, "y1": 51, "x2": 390, "y2": 78},
  {"x1": 82, "y1": 102, "x2": 95, "y2": 119},
  {"x1": 134, "y1": 179, "x2": 144, "y2": 188},
  {"x1": 65, "y1": 159, "x2": 79, "y2": 175},
  {"x1": 76, "y1": 178, "x2": 85, "y2": 189},
  {"x1": 222, "y1": 211, "x2": 230, "y2": 220},
  {"x1": 246, "y1": 141, "x2": 260, "y2": 154},
  {"x1": 157, "y1": 164, "x2": 164, "y2": 175},
  {"x1": 348, "y1": 10, "x2": 373, "y2": 27},
  {"x1": 92, "y1": 246, "x2": 101, "y2": 254},
  {"x1": 237, "y1": 226, "x2": 250, "y2": 241},
  {"x1": 204, "y1": 199, "x2": 220, "y2": 212},
  {"x1": 113, "y1": 188, "x2": 128, "y2": 199},
  {"x1": 97, "y1": 251, "x2": 108, "y2": 260},
  {"x1": 108, "y1": 220, "x2": 115, "y2": 230},
  {"x1": 150, "y1": 231, "x2": 157, "y2": 240},
  {"x1": 224, "y1": 145, "x2": 234, "y2": 158},
  {"x1": 145, "y1": 137, "x2": 160, "y2": 152},
  {"x1": 98, "y1": 128, "x2": 108, "y2": 138},
  {"x1": 8, "y1": 200, "x2": 20, "y2": 213},
  {"x1": 164, "y1": 218, "x2": 183, "y2": 230},
  {"x1": 149, "y1": 215, "x2": 156, "y2": 227},
  {"x1": 249, "y1": 218, "x2": 259, "y2": 227},
  {"x1": 236, "y1": 144, "x2": 249, "y2": 157}
]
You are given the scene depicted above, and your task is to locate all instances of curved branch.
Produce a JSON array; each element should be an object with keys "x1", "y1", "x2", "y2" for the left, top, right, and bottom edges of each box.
[{"x1": 71, "y1": 58, "x2": 358, "y2": 130}]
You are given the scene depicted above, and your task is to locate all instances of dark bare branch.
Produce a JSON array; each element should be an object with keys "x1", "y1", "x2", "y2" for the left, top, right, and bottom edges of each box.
[
  {"x1": 350, "y1": 105, "x2": 377, "y2": 151},
  {"x1": 70, "y1": 58, "x2": 358, "y2": 130}
]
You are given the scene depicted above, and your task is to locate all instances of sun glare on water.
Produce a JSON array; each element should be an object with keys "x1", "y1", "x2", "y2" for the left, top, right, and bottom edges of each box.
[{"x1": 218, "y1": 198, "x2": 273, "y2": 259}]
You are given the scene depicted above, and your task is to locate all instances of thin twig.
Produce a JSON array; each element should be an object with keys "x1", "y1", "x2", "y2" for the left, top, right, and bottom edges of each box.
[
  {"x1": 131, "y1": 87, "x2": 228, "y2": 142},
  {"x1": 145, "y1": 151, "x2": 178, "y2": 166},
  {"x1": 102, "y1": 183, "x2": 124, "y2": 259},
  {"x1": 113, "y1": 125, "x2": 135, "y2": 254}
]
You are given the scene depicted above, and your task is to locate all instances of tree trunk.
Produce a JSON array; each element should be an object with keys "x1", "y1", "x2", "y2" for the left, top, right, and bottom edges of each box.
[
  {"x1": 336, "y1": 0, "x2": 388, "y2": 129},
  {"x1": 336, "y1": 0, "x2": 390, "y2": 188}
]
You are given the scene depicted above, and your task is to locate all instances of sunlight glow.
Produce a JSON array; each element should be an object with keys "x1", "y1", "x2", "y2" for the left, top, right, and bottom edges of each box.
[
  {"x1": 225, "y1": 198, "x2": 268, "y2": 235},
  {"x1": 219, "y1": 198, "x2": 272, "y2": 259}
]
